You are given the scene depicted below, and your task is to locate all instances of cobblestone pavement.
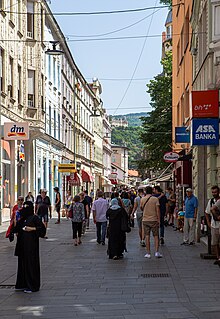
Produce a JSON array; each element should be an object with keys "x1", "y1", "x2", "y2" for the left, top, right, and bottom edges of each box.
[{"x1": 0, "y1": 218, "x2": 220, "y2": 319}]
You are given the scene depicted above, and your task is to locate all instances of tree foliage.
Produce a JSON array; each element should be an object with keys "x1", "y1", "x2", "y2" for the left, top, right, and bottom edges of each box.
[
  {"x1": 111, "y1": 126, "x2": 143, "y2": 170},
  {"x1": 159, "y1": 0, "x2": 172, "y2": 6},
  {"x1": 138, "y1": 51, "x2": 172, "y2": 171}
]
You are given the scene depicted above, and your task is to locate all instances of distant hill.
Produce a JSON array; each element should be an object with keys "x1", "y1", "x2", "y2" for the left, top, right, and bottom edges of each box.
[
  {"x1": 111, "y1": 112, "x2": 148, "y2": 169},
  {"x1": 111, "y1": 112, "x2": 148, "y2": 127}
]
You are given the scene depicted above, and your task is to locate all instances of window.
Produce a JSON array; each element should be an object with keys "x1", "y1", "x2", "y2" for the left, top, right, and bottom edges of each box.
[
  {"x1": 49, "y1": 103, "x2": 52, "y2": 135},
  {"x1": 18, "y1": 0, "x2": 22, "y2": 31},
  {"x1": 10, "y1": 0, "x2": 14, "y2": 22},
  {"x1": 28, "y1": 70, "x2": 35, "y2": 107},
  {"x1": 166, "y1": 25, "x2": 172, "y2": 39},
  {"x1": 27, "y1": 1, "x2": 34, "y2": 38},
  {"x1": 184, "y1": 9, "x2": 189, "y2": 52},
  {"x1": 57, "y1": 64, "x2": 60, "y2": 91},
  {"x1": 58, "y1": 114, "x2": 60, "y2": 140},
  {"x1": 212, "y1": 1, "x2": 220, "y2": 41},
  {"x1": 8, "y1": 57, "x2": 13, "y2": 98},
  {"x1": 18, "y1": 65, "x2": 21, "y2": 104},
  {"x1": 0, "y1": 48, "x2": 5, "y2": 92},
  {"x1": 54, "y1": 110, "x2": 56, "y2": 138},
  {"x1": 198, "y1": 3, "x2": 208, "y2": 67},
  {"x1": 53, "y1": 57, "x2": 56, "y2": 84},
  {"x1": 41, "y1": 74, "x2": 44, "y2": 111},
  {"x1": 0, "y1": 0, "x2": 4, "y2": 10}
]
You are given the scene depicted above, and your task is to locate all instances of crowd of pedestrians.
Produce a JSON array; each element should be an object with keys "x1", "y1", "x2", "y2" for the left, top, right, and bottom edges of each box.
[{"x1": 6, "y1": 182, "x2": 220, "y2": 294}]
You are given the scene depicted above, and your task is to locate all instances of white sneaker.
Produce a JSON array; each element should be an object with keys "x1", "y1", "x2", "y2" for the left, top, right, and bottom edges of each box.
[
  {"x1": 155, "y1": 252, "x2": 163, "y2": 258},
  {"x1": 144, "y1": 253, "x2": 151, "y2": 258}
]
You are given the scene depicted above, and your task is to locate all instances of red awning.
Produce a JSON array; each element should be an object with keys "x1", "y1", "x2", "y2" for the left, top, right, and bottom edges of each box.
[
  {"x1": 67, "y1": 172, "x2": 82, "y2": 186},
  {"x1": 81, "y1": 170, "x2": 94, "y2": 183}
]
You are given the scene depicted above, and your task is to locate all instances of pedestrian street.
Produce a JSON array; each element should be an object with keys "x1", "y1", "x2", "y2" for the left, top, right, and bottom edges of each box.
[{"x1": 0, "y1": 218, "x2": 220, "y2": 319}]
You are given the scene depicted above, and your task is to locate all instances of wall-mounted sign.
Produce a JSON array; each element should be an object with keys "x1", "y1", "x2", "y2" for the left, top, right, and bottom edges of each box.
[
  {"x1": 191, "y1": 118, "x2": 219, "y2": 146},
  {"x1": 4, "y1": 122, "x2": 29, "y2": 140},
  {"x1": 175, "y1": 127, "x2": 190, "y2": 143},
  {"x1": 191, "y1": 90, "x2": 219, "y2": 118},
  {"x1": 58, "y1": 163, "x2": 76, "y2": 173},
  {"x1": 163, "y1": 152, "x2": 179, "y2": 162}
]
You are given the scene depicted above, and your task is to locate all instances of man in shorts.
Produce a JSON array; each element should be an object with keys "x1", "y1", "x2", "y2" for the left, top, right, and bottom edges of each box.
[
  {"x1": 141, "y1": 186, "x2": 162, "y2": 259},
  {"x1": 131, "y1": 188, "x2": 145, "y2": 246},
  {"x1": 35, "y1": 189, "x2": 51, "y2": 238}
]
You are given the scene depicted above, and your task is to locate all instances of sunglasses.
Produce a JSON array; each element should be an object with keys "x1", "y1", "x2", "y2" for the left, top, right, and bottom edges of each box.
[{"x1": 18, "y1": 199, "x2": 24, "y2": 201}]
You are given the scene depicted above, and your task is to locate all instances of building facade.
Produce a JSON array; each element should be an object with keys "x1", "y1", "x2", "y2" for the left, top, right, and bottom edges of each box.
[{"x1": 0, "y1": 0, "x2": 113, "y2": 224}]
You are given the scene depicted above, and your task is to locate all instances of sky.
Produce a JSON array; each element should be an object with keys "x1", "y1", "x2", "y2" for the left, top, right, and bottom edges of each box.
[{"x1": 49, "y1": 0, "x2": 169, "y2": 115}]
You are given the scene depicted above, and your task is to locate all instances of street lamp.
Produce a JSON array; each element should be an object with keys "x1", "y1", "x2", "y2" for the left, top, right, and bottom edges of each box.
[{"x1": 45, "y1": 41, "x2": 64, "y2": 55}]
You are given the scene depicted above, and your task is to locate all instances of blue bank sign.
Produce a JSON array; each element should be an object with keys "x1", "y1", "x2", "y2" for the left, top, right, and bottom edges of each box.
[
  {"x1": 192, "y1": 118, "x2": 219, "y2": 146},
  {"x1": 175, "y1": 127, "x2": 190, "y2": 143}
]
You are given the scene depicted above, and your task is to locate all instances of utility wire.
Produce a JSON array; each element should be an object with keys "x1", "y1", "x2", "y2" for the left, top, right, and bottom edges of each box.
[
  {"x1": 66, "y1": 10, "x2": 161, "y2": 38},
  {"x1": 2, "y1": 5, "x2": 171, "y2": 16},
  {"x1": 113, "y1": 0, "x2": 159, "y2": 116}
]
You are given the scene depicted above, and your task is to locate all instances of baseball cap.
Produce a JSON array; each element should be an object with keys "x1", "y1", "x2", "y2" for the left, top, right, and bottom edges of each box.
[{"x1": 186, "y1": 188, "x2": 193, "y2": 192}]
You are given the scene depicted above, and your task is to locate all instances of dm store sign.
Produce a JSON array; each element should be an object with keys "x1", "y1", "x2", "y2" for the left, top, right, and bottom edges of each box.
[{"x1": 192, "y1": 118, "x2": 219, "y2": 146}]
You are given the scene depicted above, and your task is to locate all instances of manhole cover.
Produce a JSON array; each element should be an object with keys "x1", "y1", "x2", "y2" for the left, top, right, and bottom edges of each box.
[
  {"x1": 0, "y1": 285, "x2": 15, "y2": 289},
  {"x1": 139, "y1": 273, "x2": 169, "y2": 278}
]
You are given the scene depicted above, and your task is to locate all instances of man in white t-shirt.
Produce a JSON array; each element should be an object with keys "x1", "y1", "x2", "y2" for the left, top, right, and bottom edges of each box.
[
  {"x1": 92, "y1": 191, "x2": 109, "y2": 245},
  {"x1": 205, "y1": 185, "x2": 220, "y2": 264}
]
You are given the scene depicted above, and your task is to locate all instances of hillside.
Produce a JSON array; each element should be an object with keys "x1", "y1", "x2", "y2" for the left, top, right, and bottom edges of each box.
[
  {"x1": 111, "y1": 112, "x2": 148, "y2": 170},
  {"x1": 111, "y1": 112, "x2": 148, "y2": 127}
]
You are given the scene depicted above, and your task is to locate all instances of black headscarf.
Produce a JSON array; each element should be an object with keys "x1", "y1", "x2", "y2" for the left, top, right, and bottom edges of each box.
[{"x1": 20, "y1": 201, "x2": 34, "y2": 219}]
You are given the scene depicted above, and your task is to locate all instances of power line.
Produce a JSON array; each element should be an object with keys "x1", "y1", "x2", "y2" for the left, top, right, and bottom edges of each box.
[
  {"x1": 66, "y1": 10, "x2": 161, "y2": 38},
  {"x1": 2, "y1": 5, "x2": 171, "y2": 16},
  {"x1": 113, "y1": 0, "x2": 159, "y2": 116},
  {"x1": 86, "y1": 77, "x2": 152, "y2": 81}
]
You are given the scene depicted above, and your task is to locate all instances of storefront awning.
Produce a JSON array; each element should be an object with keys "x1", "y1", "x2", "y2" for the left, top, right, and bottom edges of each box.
[
  {"x1": 67, "y1": 172, "x2": 82, "y2": 186},
  {"x1": 82, "y1": 170, "x2": 94, "y2": 183},
  {"x1": 101, "y1": 176, "x2": 112, "y2": 185}
]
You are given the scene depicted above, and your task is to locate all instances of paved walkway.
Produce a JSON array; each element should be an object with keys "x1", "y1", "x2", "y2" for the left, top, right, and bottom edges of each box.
[{"x1": 0, "y1": 218, "x2": 220, "y2": 319}]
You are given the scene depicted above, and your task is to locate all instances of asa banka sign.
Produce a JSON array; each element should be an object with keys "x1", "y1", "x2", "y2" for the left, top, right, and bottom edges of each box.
[
  {"x1": 192, "y1": 119, "x2": 219, "y2": 146},
  {"x1": 191, "y1": 90, "x2": 219, "y2": 146}
]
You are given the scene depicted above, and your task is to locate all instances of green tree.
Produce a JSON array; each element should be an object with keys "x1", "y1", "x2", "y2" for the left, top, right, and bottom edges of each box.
[
  {"x1": 111, "y1": 126, "x2": 143, "y2": 170},
  {"x1": 139, "y1": 51, "x2": 172, "y2": 171},
  {"x1": 160, "y1": 0, "x2": 172, "y2": 6}
]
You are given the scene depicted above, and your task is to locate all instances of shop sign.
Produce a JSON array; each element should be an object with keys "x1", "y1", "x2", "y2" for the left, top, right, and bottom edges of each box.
[
  {"x1": 4, "y1": 122, "x2": 29, "y2": 140},
  {"x1": 191, "y1": 118, "x2": 219, "y2": 146},
  {"x1": 175, "y1": 127, "x2": 190, "y2": 143},
  {"x1": 191, "y1": 90, "x2": 219, "y2": 118},
  {"x1": 163, "y1": 152, "x2": 179, "y2": 162},
  {"x1": 58, "y1": 163, "x2": 76, "y2": 173}
]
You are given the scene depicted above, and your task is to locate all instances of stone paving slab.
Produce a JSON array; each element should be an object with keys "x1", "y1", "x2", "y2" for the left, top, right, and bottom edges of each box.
[{"x1": 1, "y1": 218, "x2": 220, "y2": 318}]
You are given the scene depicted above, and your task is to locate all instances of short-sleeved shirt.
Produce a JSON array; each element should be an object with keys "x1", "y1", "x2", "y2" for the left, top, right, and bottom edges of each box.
[
  {"x1": 153, "y1": 194, "x2": 168, "y2": 214},
  {"x1": 134, "y1": 196, "x2": 142, "y2": 214},
  {"x1": 92, "y1": 198, "x2": 109, "y2": 222},
  {"x1": 184, "y1": 195, "x2": 198, "y2": 218},
  {"x1": 36, "y1": 195, "x2": 51, "y2": 215},
  {"x1": 141, "y1": 195, "x2": 160, "y2": 222},
  {"x1": 206, "y1": 198, "x2": 220, "y2": 229}
]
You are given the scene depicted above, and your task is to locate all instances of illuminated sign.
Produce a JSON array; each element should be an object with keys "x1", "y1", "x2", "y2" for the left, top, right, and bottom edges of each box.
[{"x1": 191, "y1": 90, "x2": 219, "y2": 118}]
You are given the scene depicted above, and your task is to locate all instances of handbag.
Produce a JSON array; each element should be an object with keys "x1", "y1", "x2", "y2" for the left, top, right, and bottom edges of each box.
[
  {"x1": 6, "y1": 223, "x2": 14, "y2": 242},
  {"x1": 68, "y1": 208, "x2": 73, "y2": 219}
]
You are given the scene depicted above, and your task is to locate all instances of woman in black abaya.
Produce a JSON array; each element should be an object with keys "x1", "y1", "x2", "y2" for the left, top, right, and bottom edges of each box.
[
  {"x1": 13, "y1": 201, "x2": 46, "y2": 293},
  {"x1": 106, "y1": 198, "x2": 128, "y2": 260}
]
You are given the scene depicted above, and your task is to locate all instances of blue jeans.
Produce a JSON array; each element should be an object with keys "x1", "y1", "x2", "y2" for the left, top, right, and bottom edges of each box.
[
  {"x1": 160, "y1": 211, "x2": 165, "y2": 238},
  {"x1": 96, "y1": 221, "x2": 107, "y2": 243}
]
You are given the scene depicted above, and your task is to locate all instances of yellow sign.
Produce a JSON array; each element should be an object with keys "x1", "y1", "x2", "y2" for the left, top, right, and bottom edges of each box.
[{"x1": 58, "y1": 163, "x2": 76, "y2": 173}]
